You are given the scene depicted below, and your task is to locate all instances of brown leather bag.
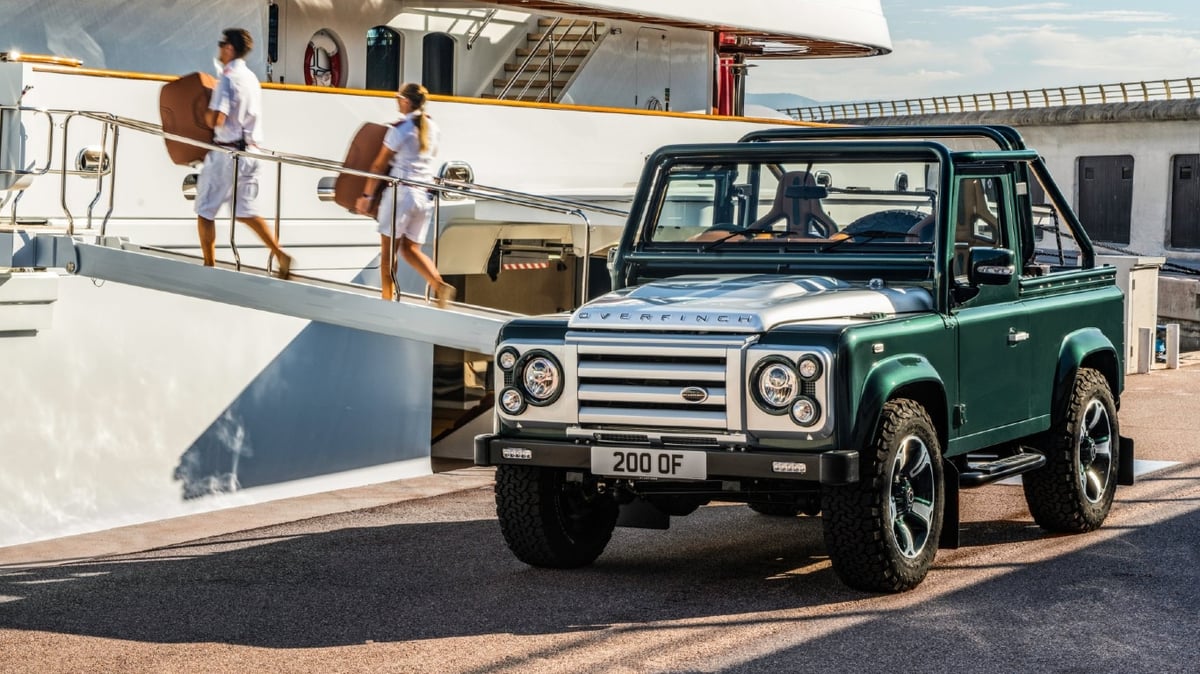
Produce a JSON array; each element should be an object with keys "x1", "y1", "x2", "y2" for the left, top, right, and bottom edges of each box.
[
  {"x1": 334, "y1": 122, "x2": 390, "y2": 216},
  {"x1": 159, "y1": 72, "x2": 217, "y2": 166}
]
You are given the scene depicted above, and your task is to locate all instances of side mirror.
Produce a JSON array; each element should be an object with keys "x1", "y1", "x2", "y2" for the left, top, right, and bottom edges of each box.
[{"x1": 968, "y1": 247, "x2": 1015, "y2": 286}]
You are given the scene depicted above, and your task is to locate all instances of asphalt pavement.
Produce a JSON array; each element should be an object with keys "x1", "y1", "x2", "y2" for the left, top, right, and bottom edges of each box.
[{"x1": 1, "y1": 365, "x2": 1198, "y2": 673}]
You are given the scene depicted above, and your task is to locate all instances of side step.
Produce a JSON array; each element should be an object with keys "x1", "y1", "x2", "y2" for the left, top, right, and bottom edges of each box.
[{"x1": 959, "y1": 452, "x2": 1046, "y2": 488}]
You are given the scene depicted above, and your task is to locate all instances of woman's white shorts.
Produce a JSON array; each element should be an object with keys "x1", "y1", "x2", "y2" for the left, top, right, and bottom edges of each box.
[{"x1": 376, "y1": 184, "x2": 434, "y2": 243}]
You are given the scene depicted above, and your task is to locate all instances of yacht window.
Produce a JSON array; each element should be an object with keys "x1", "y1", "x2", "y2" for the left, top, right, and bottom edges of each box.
[
  {"x1": 422, "y1": 33, "x2": 455, "y2": 95},
  {"x1": 366, "y1": 26, "x2": 402, "y2": 92}
]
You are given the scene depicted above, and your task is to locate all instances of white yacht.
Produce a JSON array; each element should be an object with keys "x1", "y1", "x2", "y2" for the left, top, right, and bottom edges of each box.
[{"x1": 0, "y1": 1, "x2": 891, "y2": 547}]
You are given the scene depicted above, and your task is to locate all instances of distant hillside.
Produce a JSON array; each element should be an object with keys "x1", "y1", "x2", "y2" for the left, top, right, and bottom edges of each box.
[{"x1": 747, "y1": 93, "x2": 822, "y2": 111}]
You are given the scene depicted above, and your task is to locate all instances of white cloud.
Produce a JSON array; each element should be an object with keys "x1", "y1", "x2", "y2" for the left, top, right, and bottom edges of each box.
[
  {"x1": 1009, "y1": 11, "x2": 1171, "y2": 22},
  {"x1": 942, "y1": 4, "x2": 1170, "y2": 22},
  {"x1": 945, "y1": 3, "x2": 1069, "y2": 16}
]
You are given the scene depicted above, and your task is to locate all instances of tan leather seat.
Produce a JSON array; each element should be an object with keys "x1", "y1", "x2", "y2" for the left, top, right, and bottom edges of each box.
[
  {"x1": 952, "y1": 179, "x2": 1000, "y2": 275},
  {"x1": 750, "y1": 171, "x2": 837, "y2": 237}
]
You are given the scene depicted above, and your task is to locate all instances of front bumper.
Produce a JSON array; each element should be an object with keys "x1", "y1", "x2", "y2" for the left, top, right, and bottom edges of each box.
[{"x1": 474, "y1": 434, "x2": 859, "y2": 485}]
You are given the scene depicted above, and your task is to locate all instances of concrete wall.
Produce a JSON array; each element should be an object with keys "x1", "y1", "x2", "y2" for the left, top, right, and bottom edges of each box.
[
  {"x1": 1159, "y1": 276, "x2": 1200, "y2": 350},
  {"x1": 854, "y1": 102, "x2": 1200, "y2": 262}
]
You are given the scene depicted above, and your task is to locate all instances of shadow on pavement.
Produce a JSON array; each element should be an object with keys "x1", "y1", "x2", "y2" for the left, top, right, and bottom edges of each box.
[
  {"x1": 2, "y1": 489, "x2": 1197, "y2": 663},
  {"x1": 0, "y1": 501, "x2": 847, "y2": 647},
  {"x1": 717, "y1": 505, "x2": 1200, "y2": 673}
]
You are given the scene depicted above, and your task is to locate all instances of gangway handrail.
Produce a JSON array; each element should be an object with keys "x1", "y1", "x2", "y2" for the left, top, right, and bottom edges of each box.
[
  {"x1": 58, "y1": 109, "x2": 629, "y2": 220},
  {"x1": 9, "y1": 105, "x2": 629, "y2": 303}
]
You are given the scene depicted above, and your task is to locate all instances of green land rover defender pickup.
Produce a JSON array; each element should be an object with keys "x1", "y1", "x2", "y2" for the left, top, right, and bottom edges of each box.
[{"x1": 474, "y1": 125, "x2": 1135, "y2": 592}]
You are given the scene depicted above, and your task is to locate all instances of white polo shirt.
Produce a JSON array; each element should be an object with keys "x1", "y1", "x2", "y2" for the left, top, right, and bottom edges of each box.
[
  {"x1": 383, "y1": 112, "x2": 439, "y2": 181},
  {"x1": 209, "y1": 58, "x2": 263, "y2": 147}
]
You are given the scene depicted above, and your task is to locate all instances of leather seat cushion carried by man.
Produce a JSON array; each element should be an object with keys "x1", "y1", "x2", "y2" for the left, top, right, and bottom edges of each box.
[
  {"x1": 334, "y1": 122, "x2": 390, "y2": 216},
  {"x1": 159, "y1": 72, "x2": 217, "y2": 166}
]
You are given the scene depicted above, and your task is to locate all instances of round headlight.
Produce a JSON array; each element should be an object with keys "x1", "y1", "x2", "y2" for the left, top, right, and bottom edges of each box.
[
  {"x1": 791, "y1": 396, "x2": 820, "y2": 426},
  {"x1": 797, "y1": 355, "x2": 822, "y2": 381},
  {"x1": 500, "y1": 388, "x2": 525, "y2": 414},
  {"x1": 756, "y1": 361, "x2": 798, "y2": 410},
  {"x1": 497, "y1": 349, "x2": 518, "y2": 370},
  {"x1": 522, "y1": 355, "x2": 561, "y2": 402}
]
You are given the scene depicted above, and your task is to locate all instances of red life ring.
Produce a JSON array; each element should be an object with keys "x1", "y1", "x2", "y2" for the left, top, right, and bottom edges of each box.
[{"x1": 303, "y1": 32, "x2": 342, "y2": 88}]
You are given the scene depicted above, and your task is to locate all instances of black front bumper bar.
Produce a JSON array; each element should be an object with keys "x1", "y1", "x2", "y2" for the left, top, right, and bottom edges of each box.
[{"x1": 474, "y1": 435, "x2": 859, "y2": 485}]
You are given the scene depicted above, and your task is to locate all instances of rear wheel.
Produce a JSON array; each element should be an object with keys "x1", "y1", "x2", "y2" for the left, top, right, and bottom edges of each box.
[
  {"x1": 494, "y1": 465, "x2": 618, "y2": 568},
  {"x1": 1023, "y1": 367, "x2": 1118, "y2": 532},
  {"x1": 822, "y1": 399, "x2": 944, "y2": 592}
]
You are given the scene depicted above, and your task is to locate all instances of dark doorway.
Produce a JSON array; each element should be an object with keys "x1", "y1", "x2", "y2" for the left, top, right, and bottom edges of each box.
[
  {"x1": 1076, "y1": 155, "x2": 1134, "y2": 244},
  {"x1": 1170, "y1": 154, "x2": 1200, "y2": 249},
  {"x1": 422, "y1": 33, "x2": 455, "y2": 95},
  {"x1": 366, "y1": 26, "x2": 401, "y2": 92}
]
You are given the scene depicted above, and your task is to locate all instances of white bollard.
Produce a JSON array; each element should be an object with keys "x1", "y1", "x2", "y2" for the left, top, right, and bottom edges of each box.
[
  {"x1": 1166, "y1": 323, "x2": 1181, "y2": 369},
  {"x1": 1137, "y1": 326, "x2": 1153, "y2": 374}
]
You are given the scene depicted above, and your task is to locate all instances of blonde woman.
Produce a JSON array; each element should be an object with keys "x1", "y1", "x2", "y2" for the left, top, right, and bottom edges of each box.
[{"x1": 355, "y1": 83, "x2": 455, "y2": 306}]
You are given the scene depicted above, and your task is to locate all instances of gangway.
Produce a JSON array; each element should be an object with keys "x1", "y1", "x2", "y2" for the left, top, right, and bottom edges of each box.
[
  {"x1": 4, "y1": 105, "x2": 629, "y2": 352},
  {"x1": 35, "y1": 233, "x2": 514, "y2": 353}
]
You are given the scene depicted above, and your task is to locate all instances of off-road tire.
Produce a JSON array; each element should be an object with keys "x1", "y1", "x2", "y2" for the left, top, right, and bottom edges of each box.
[
  {"x1": 1023, "y1": 367, "x2": 1118, "y2": 532},
  {"x1": 494, "y1": 465, "x2": 618, "y2": 568},
  {"x1": 822, "y1": 399, "x2": 944, "y2": 592}
]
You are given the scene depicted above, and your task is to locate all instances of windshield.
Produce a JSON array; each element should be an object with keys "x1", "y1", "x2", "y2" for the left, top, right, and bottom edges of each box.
[{"x1": 645, "y1": 159, "x2": 939, "y2": 255}]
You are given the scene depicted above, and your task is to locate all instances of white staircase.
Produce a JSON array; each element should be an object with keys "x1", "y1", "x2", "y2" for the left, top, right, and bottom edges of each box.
[{"x1": 488, "y1": 17, "x2": 605, "y2": 102}]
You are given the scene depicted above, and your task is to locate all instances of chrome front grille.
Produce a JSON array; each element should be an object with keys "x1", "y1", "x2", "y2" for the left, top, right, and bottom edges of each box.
[{"x1": 568, "y1": 332, "x2": 749, "y2": 431}]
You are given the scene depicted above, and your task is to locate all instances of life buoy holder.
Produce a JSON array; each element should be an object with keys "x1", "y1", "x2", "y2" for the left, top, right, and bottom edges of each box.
[{"x1": 304, "y1": 30, "x2": 342, "y2": 88}]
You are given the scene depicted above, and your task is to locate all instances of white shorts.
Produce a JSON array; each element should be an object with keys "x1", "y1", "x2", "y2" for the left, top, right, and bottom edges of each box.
[
  {"x1": 194, "y1": 151, "x2": 262, "y2": 220},
  {"x1": 376, "y1": 184, "x2": 434, "y2": 243}
]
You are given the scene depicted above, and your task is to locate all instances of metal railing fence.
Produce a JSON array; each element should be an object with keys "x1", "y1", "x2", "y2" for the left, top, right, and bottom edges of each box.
[{"x1": 781, "y1": 76, "x2": 1200, "y2": 122}]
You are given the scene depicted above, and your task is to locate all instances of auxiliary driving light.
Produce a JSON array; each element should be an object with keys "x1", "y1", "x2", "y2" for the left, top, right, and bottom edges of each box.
[
  {"x1": 500, "y1": 387, "x2": 526, "y2": 414},
  {"x1": 797, "y1": 355, "x2": 822, "y2": 380},
  {"x1": 790, "y1": 396, "x2": 820, "y2": 426},
  {"x1": 497, "y1": 348, "x2": 518, "y2": 370},
  {"x1": 502, "y1": 448, "x2": 533, "y2": 460}
]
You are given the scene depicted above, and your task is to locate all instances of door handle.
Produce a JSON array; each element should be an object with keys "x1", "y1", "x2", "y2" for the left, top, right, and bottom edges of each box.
[{"x1": 1008, "y1": 329, "x2": 1030, "y2": 345}]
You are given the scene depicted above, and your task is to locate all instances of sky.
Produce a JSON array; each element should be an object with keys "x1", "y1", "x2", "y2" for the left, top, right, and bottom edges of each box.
[{"x1": 749, "y1": 1, "x2": 1200, "y2": 103}]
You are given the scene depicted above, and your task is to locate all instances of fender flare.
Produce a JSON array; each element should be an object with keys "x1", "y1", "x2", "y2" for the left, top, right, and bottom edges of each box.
[
  {"x1": 851, "y1": 354, "x2": 948, "y2": 453},
  {"x1": 1051, "y1": 327, "x2": 1120, "y2": 418}
]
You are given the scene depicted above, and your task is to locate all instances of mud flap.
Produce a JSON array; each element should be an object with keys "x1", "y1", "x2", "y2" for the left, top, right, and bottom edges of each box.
[
  {"x1": 1118, "y1": 435, "x2": 1136, "y2": 486},
  {"x1": 939, "y1": 459, "x2": 960, "y2": 550}
]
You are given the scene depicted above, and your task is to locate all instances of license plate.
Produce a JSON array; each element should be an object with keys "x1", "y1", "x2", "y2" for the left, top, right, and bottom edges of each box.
[{"x1": 590, "y1": 447, "x2": 706, "y2": 480}]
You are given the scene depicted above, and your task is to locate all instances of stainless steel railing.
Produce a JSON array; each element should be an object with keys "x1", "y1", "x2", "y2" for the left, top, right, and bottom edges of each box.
[
  {"x1": 781, "y1": 76, "x2": 1200, "y2": 122},
  {"x1": 499, "y1": 19, "x2": 602, "y2": 103},
  {"x1": 466, "y1": 9, "x2": 499, "y2": 50},
  {"x1": 2, "y1": 105, "x2": 629, "y2": 302}
]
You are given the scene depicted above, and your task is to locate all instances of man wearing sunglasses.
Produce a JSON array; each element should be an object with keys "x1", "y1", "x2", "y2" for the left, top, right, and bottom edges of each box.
[{"x1": 195, "y1": 28, "x2": 292, "y2": 278}]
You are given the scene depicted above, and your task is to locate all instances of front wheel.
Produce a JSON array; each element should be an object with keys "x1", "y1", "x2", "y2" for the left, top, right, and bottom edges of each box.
[
  {"x1": 494, "y1": 465, "x2": 618, "y2": 568},
  {"x1": 822, "y1": 399, "x2": 944, "y2": 592},
  {"x1": 1022, "y1": 367, "x2": 1118, "y2": 532}
]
